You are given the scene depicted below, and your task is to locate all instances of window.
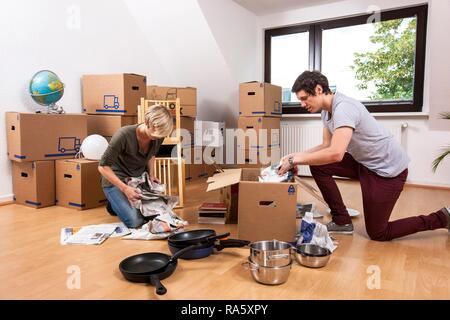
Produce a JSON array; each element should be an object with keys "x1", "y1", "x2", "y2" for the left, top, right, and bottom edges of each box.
[{"x1": 264, "y1": 5, "x2": 427, "y2": 114}]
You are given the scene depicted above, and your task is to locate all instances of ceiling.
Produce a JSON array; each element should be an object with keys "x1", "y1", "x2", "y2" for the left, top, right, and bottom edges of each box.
[{"x1": 232, "y1": 0, "x2": 343, "y2": 16}]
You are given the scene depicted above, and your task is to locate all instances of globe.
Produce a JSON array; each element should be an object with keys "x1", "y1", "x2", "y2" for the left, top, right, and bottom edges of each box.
[{"x1": 29, "y1": 70, "x2": 64, "y2": 107}]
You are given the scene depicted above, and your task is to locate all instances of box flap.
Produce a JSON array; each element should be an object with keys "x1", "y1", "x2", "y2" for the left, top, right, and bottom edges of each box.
[
  {"x1": 241, "y1": 81, "x2": 261, "y2": 84},
  {"x1": 294, "y1": 176, "x2": 327, "y2": 206},
  {"x1": 206, "y1": 169, "x2": 242, "y2": 192},
  {"x1": 64, "y1": 158, "x2": 99, "y2": 164}
]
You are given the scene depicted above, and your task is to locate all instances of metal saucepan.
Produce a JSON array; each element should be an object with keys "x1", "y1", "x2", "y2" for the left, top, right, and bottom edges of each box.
[
  {"x1": 293, "y1": 243, "x2": 331, "y2": 268},
  {"x1": 119, "y1": 244, "x2": 200, "y2": 296},
  {"x1": 249, "y1": 239, "x2": 293, "y2": 267},
  {"x1": 243, "y1": 257, "x2": 292, "y2": 285}
]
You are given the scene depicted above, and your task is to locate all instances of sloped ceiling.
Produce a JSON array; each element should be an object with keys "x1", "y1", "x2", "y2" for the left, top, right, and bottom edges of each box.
[{"x1": 232, "y1": 0, "x2": 344, "y2": 16}]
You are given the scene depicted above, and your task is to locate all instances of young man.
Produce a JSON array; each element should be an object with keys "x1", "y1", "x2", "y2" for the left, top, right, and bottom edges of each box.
[
  {"x1": 98, "y1": 105, "x2": 173, "y2": 228},
  {"x1": 278, "y1": 70, "x2": 449, "y2": 241}
]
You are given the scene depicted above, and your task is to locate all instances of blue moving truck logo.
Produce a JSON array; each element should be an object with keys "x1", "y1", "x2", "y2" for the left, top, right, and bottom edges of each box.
[
  {"x1": 45, "y1": 136, "x2": 81, "y2": 158},
  {"x1": 103, "y1": 95, "x2": 120, "y2": 109},
  {"x1": 58, "y1": 137, "x2": 81, "y2": 153}
]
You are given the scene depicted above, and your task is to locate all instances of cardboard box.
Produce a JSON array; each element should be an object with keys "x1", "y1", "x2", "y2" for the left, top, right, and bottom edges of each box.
[
  {"x1": 237, "y1": 116, "x2": 280, "y2": 149},
  {"x1": 82, "y1": 73, "x2": 147, "y2": 115},
  {"x1": 87, "y1": 115, "x2": 137, "y2": 138},
  {"x1": 194, "y1": 120, "x2": 225, "y2": 147},
  {"x1": 207, "y1": 168, "x2": 297, "y2": 242},
  {"x1": 6, "y1": 112, "x2": 87, "y2": 162},
  {"x1": 188, "y1": 164, "x2": 208, "y2": 181},
  {"x1": 55, "y1": 159, "x2": 106, "y2": 210},
  {"x1": 239, "y1": 82, "x2": 282, "y2": 117},
  {"x1": 147, "y1": 86, "x2": 196, "y2": 117},
  {"x1": 12, "y1": 161, "x2": 55, "y2": 208}
]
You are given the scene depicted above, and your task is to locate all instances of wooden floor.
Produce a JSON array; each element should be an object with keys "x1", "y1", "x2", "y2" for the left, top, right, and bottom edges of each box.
[{"x1": 0, "y1": 178, "x2": 449, "y2": 300}]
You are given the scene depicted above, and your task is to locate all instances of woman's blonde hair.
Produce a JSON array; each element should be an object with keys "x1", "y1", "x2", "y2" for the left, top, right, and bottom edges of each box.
[{"x1": 144, "y1": 105, "x2": 173, "y2": 137}]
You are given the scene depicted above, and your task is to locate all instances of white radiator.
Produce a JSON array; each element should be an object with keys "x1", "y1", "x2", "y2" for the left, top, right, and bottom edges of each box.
[{"x1": 281, "y1": 123, "x2": 407, "y2": 176}]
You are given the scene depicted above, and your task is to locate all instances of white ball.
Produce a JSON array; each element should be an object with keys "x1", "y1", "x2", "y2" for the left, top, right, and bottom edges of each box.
[{"x1": 80, "y1": 134, "x2": 109, "y2": 160}]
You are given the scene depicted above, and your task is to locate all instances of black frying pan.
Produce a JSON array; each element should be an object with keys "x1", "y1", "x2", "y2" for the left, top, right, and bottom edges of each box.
[
  {"x1": 168, "y1": 229, "x2": 230, "y2": 246},
  {"x1": 168, "y1": 239, "x2": 250, "y2": 260},
  {"x1": 119, "y1": 244, "x2": 199, "y2": 295}
]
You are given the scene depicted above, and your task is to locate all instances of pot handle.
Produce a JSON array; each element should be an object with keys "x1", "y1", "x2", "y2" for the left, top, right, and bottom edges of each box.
[
  {"x1": 150, "y1": 274, "x2": 167, "y2": 295},
  {"x1": 242, "y1": 261, "x2": 258, "y2": 271}
]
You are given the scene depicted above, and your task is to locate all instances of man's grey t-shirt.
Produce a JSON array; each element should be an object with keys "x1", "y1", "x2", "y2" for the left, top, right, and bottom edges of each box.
[
  {"x1": 321, "y1": 92, "x2": 409, "y2": 177},
  {"x1": 99, "y1": 124, "x2": 164, "y2": 188}
]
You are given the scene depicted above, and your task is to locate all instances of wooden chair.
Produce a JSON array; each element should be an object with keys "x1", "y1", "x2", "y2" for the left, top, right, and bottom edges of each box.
[{"x1": 138, "y1": 98, "x2": 185, "y2": 207}]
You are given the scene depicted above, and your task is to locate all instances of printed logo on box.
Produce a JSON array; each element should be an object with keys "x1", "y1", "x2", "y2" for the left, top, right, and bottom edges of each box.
[
  {"x1": 288, "y1": 185, "x2": 295, "y2": 195},
  {"x1": 45, "y1": 137, "x2": 81, "y2": 158}
]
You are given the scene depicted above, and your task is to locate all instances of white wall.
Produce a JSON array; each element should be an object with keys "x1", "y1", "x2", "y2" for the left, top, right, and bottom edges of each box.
[
  {"x1": 256, "y1": 0, "x2": 450, "y2": 187},
  {"x1": 0, "y1": 0, "x2": 257, "y2": 201}
]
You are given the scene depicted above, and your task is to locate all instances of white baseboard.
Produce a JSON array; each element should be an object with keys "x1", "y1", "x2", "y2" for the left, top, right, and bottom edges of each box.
[{"x1": 0, "y1": 194, "x2": 14, "y2": 204}]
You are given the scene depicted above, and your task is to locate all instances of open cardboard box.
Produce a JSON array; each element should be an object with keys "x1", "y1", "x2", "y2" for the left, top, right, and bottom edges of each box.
[{"x1": 206, "y1": 168, "x2": 298, "y2": 242}]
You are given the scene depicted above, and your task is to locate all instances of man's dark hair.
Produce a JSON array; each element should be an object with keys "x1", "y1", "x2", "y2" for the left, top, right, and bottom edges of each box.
[{"x1": 291, "y1": 70, "x2": 332, "y2": 95}]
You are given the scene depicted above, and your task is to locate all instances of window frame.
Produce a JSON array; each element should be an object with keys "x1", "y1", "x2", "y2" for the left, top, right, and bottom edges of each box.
[{"x1": 264, "y1": 4, "x2": 428, "y2": 114}]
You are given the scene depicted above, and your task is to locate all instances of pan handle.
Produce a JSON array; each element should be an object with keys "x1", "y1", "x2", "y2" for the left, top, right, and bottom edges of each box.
[
  {"x1": 215, "y1": 239, "x2": 250, "y2": 251},
  {"x1": 205, "y1": 232, "x2": 231, "y2": 243},
  {"x1": 169, "y1": 243, "x2": 202, "y2": 263},
  {"x1": 150, "y1": 274, "x2": 167, "y2": 295}
]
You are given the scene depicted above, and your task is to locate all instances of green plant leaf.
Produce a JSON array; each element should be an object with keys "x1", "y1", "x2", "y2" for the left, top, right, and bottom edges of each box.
[
  {"x1": 432, "y1": 146, "x2": 450, "y2": 173},
  {"x1": 438, "y1": 111, "x2": 450, "y2": 119}
]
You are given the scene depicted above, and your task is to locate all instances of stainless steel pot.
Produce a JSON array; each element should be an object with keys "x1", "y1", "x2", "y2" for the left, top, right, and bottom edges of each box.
[
  {"x1": 249, "y1": 239, "x2": 293, "y2": 267},
  {"x1": 294, "y1": 243, "x2": 331, "y2": 268},
  {"x1": 243, "y1": 258, "x2": 292, "y2": 285}
]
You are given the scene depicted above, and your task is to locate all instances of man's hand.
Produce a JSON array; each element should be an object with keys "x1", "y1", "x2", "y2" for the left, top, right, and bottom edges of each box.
[
  {"x1": 278, "y1": 156, "x2": 293, "y2": 175},
  {"x1": 278, "y1": 153, "x2": 302, "y2": 176},
  {"x1": 123, "y1": 186, "x2": 142, "y2": 203}
]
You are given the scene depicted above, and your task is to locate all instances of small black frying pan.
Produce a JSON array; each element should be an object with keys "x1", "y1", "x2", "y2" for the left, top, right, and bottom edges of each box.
[{"x1": 119, "y1": 244, "x2": 199, "y2": 295}]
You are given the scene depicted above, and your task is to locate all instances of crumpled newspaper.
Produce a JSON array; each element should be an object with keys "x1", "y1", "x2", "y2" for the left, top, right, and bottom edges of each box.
[
  {"x1": 259, "y1": 162, "x2": 295, "y2": 183},
  {"x1": 297, "y1": 212, "x2": 337, "y2": 252},
  {"x1": 122, "y1": 172, "x2": 188, "y2": 240},
  {"x1": 123, "y1": 212, "x2": 188, "y2": 240}
]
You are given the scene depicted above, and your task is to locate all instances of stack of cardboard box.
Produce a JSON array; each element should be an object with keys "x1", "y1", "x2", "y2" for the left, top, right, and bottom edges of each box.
[
  {"x1": 148, "y1": 86, "x2": 220, "y2": 184},
  {"x1": 79, "y1": 73, "x2": 150, "y2": 210},
  {"x1": 82, "y1": 73, "x2": 145, "y2": 141},
  {"x1": 5, "y1": 112, "x2": 106, "y2": 210},
  {"x1": 238, "y1": 82, "x2": 282, "y2": 168},
  {"x1": 147, "y1": 85, "x2": 197, "y2": 187}
]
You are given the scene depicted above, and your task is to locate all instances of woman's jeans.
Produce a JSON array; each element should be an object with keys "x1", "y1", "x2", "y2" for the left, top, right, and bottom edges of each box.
[{"x1": 103, "y1": 186, "x2": 145, "y2": 228}]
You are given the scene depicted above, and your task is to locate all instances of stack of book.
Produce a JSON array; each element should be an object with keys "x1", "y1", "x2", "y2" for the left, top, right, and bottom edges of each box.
[{"x1": 197, "y1": 202, "x2": 228, "y2": 224}]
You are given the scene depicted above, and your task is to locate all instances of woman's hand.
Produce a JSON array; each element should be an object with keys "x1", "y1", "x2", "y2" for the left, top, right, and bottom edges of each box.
[
  {"x1": 150, "y1": 175, "x2": 161, "y2": 184},
  {"x1": 123, "y1": 186, "x2": 142, "y2": 203}
]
